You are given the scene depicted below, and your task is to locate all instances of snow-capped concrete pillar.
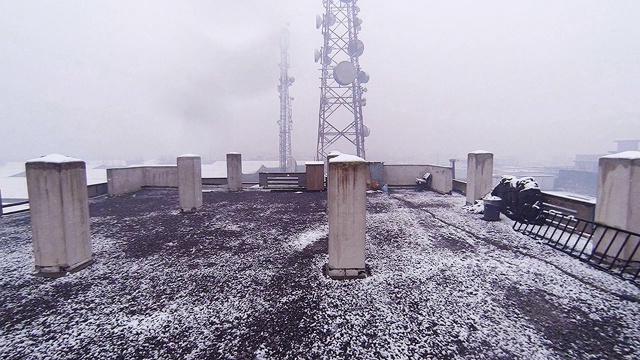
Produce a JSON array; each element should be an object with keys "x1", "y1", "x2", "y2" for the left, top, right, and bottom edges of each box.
[
  {"x1": 305, "y1": 161, "x2": 325, "y2": 191},
  {"x1": 326, "y1": 154, "x2": 367, "y2": 279},
  {"x1": 226, "y1": 153, "x2": 242, "y2": 192},
  {"x1": 593, "y1": 152, "x2": 640, "y2": 263},
  {"x1": 25, "y1": 154, "x2": 93, "y2": 277},
  {"x1": 466, "y1": 151, "x2": 494, "y2": 205},
  {"x1": 177, "y1": 155, "x2": 202, "y2": 213}
]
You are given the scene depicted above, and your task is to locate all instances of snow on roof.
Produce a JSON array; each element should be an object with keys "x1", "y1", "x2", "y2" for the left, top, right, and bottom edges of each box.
[
  {"x1": 469, "y1": 150, "x2": 492, "y2": 154},
  {"x1": 602, "y1": 151, "x2": 640, "y2": 160},
  {"x1": 26, "y1": 154, "x2": 83, "y2": 163},
  {"x1": 305, "y1": 161, "x2": 325, "y2": 165},
  {"x1": 329, "y1": 154, "x2": 365, "y2": 163},
  {"x1": 1, "y1": 189, "x2": 638, "y2": 358},
  {"x1": 178, "y1": 154, "x2": 200, "y2": 158}
]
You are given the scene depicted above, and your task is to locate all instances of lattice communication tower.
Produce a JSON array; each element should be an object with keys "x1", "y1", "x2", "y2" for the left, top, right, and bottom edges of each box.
[
  {"x1": 315, "y1": 0, "x2": 370, "y2": 160},
  {"x1": 278, "y1": 26, "x2": 295, "y2": 172}
]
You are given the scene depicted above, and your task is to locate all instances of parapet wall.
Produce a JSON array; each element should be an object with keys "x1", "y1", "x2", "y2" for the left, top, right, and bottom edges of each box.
[
  {"x1": 383, "y1": 164, "x2": 452, "y2": 194},
  {"x1": 107, "y1": 166, "x2": 178, "y2": 196}
]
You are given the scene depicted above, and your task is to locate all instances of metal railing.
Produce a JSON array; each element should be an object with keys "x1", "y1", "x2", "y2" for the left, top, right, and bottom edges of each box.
[
  {"x1": 1, "y1": 200, "x2": 30, "y2": 215},
  {"x1": 513, "y1": 204, "x2": 640, "y2": 283},
  {"x1": 258, "y1": 172, "x2": 306, "y2": 189}
]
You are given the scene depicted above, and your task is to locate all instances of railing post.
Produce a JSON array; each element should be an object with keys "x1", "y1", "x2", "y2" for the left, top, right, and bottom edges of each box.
[
  {"x1": 466, "y1": 151, "x2": 494, "y2": 205},
  {"x1": 326, "y1": 154, "x2": 368, "y2": 279},
  {"x1": 177, "y1": 155, "x2": 203, "y2": 213},
  {"x1": 227, "y1": 153, "x2": 242, "y2": 192},
  {"x1": 25, "y1": 154, "x2": 93, "y2": 277},
  {"x1": 594, "y1": 151, "x2": 640, "y2": 263}
]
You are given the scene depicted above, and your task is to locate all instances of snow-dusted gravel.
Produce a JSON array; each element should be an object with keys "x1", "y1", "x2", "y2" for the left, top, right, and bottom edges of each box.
[{"x1": 1, "y1": 189, "x2": 639, "y2": 359}]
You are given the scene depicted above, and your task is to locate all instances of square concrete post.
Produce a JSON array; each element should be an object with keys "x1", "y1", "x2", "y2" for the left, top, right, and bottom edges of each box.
[
  {"x1": 177, "y1": 155, "x2": 203, "y2": 212},
  {"x1": 466, "y1": 151, "x2": 494, "y2": 205},
  {"x1": 326, "y1": 154, "x2": 368, "y2": 279},
  {"x1": 26, "y1": 154, "x2": 93, "y2": 277},
  {"x1": 226, "y1": 153, "x2": 242, "y2": 192},
  {"x1": 305, "y1": 161, "x2": 325, "y2": 191},
  {"x1": 594, "y1": 152, "x2": 640, "y2": 263}
]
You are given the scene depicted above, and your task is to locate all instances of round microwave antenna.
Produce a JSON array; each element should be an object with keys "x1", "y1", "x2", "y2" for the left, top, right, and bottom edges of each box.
[
  {"x1": 324, "y1": 14, "x2": 336, "y2": 27},
  {"x1": 348, "y1": 40, "x2": 365, "y2": 57},
  {"x1": 357, "y1": 70, "x2": 370, "y2": 84},
  {"x1": 316, "y1": 15, "x2": 322, "y2": 29},
  {"x1": 333, "y1": 61, "x2": 357, "y2": 85},
  {"x1": 314, "y1": 49, "x2": 322, "y2": 63},
  {"x1": 363, "y1": 125, "x2": 371, "y2": 137}
]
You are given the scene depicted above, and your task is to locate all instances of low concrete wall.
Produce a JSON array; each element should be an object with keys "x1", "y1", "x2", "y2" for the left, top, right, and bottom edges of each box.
[
  {"x1": 87, "y1": 183, "x2": 108, "y2": 198},
  {"x1": 144, "y1": 166, "x2": 178, "y2": 187},
  {"x1": 452, "y1": 180, "x2": 467, "y2": 195},
  {"x1": 541, "y1": 191, "x2": 595, "y2": 222},
  {"x1": 107, "y1": 166, "x2": 178, "y2": 196},
  {"x1": 107, "y1": 168, "x2": 145, "y2": 196},
  {"x1": 383, "y1": 164, "x2": 453, "y2": 194}
]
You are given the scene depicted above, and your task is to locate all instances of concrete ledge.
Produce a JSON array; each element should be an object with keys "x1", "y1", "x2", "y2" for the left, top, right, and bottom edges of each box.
[
  {"x1": 107, "y1": 166, "x2": 178, "y2": 196},
  {"x1": 383, "y1": 164, "x2": 453, "y2": 194},
  {"x1": 324, "y1": 264, "x2": 368, "y2": 279}
]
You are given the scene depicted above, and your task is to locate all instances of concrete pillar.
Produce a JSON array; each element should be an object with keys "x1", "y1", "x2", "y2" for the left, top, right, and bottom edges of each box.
[
  {"x1": 466, "y1": 151, "x2": 494, "y2": 205},
  {"x1": 177, "y1": 155, "x2": 203, "y2": 212},
  {"x1": 226, "y1": 153, "x2": 242, "y2": 191},
  {"x1": 25, "y1": 154, "x2": 93, "y2": 277},
  {"x1": 326, "y1": 154, "x2": 367, "y2": 279},
  {"x1": 305, "y1": 161, "x2": 325, "y2": 191},
  {"x1": 593, "y1": 152, "x2": 640, "y2": 263}
]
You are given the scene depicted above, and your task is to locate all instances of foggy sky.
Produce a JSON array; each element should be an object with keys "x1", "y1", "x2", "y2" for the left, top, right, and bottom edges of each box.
[{"x1": 1, "y1": 0, "x2": 639, "y2": 165}]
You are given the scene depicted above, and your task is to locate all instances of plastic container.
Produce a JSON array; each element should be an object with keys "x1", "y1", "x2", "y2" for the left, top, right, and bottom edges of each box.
[{"x1": 483, "y1": 198, "x2": 502, "y2": 221}]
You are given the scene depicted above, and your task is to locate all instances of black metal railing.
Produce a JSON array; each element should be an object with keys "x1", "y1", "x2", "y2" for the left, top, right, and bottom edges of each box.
[
  {"x1": 1, "y1": 200, "x2": 30, "y2": 215},
  {"x1": 513, "y1": 204, "x2": 640, "y2": 283}
]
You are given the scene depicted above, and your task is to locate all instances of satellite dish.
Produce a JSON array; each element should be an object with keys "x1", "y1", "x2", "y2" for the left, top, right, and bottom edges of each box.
[
  {"x1": 333, "y1": 61, "x2": 357, "y2": 85},
  {"x1": 361, "y1": 98, "x2": 367, "y2": 106},
  {"x1": 316, "y1": 15, "x2": 322, "y2": 29},
  {"x1": 289, "y1": 76, "x2": 295, "y2": 84},
  {"x1": 363, "y1": 125, "x2": 371, "y2": 137},
  {"x1": 348, "y1": 40, "x2": 365, "y2": 57},
  {"x1": 324, "y1": 14, "x2": 336, "y2": 27},
  {"x1": 357, "y1": 71, "x2": 370, "y2": 84},
  {"x1": 314, "y1": 49, "x2": 321, "y2": 63}
]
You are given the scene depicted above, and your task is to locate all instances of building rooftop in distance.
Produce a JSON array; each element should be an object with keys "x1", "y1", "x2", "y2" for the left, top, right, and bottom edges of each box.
[{"x1": 1, "y1": 189, "x2": 639, "y2": 359}]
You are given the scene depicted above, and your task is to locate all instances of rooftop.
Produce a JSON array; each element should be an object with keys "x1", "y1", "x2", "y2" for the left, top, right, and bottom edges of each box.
[{"x1": 1, "y1": 189, "x2": 639, "y2": 359}]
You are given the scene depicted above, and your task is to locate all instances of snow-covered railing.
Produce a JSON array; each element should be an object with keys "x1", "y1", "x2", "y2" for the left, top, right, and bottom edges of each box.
[{"x1": 514, "y1": 205, "x2": 640, "y2": 283}]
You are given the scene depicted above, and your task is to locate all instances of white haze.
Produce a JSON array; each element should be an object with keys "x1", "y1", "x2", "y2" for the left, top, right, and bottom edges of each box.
[{"x1": 1, "y1": 0, "x2": 638, "y2": 165}]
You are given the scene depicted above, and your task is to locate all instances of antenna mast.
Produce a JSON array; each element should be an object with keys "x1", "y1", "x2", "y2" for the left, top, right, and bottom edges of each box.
[
  {"x1": 315, "y1": 0, "x2": 370, "y2": 160},
  {"x1": 278, "y1": 26, "x2": 295, "y2": 172}
]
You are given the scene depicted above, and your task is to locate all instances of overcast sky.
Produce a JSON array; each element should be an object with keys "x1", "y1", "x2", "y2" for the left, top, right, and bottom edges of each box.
[{"x1": 1, "y1": 0, "x2": 638, "y2": 165}]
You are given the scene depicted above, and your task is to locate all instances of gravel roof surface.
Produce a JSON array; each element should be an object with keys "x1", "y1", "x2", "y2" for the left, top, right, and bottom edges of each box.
[{"x1": 1, "y1": 189, "x2": 639, "y2": 359}]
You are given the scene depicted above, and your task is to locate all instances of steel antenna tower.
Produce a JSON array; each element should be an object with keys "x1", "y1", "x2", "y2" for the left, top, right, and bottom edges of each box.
[
  {"x1": 315, "y1": 0, "x2": 370, "y2": 160},
  {"x1": 278, "y1": 26, "x2": 295, "y2": 172}
]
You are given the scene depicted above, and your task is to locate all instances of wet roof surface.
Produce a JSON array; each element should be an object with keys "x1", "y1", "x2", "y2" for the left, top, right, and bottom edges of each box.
[{"x1": 1, "y1": 189, "x2": 639, "y2": 359}]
